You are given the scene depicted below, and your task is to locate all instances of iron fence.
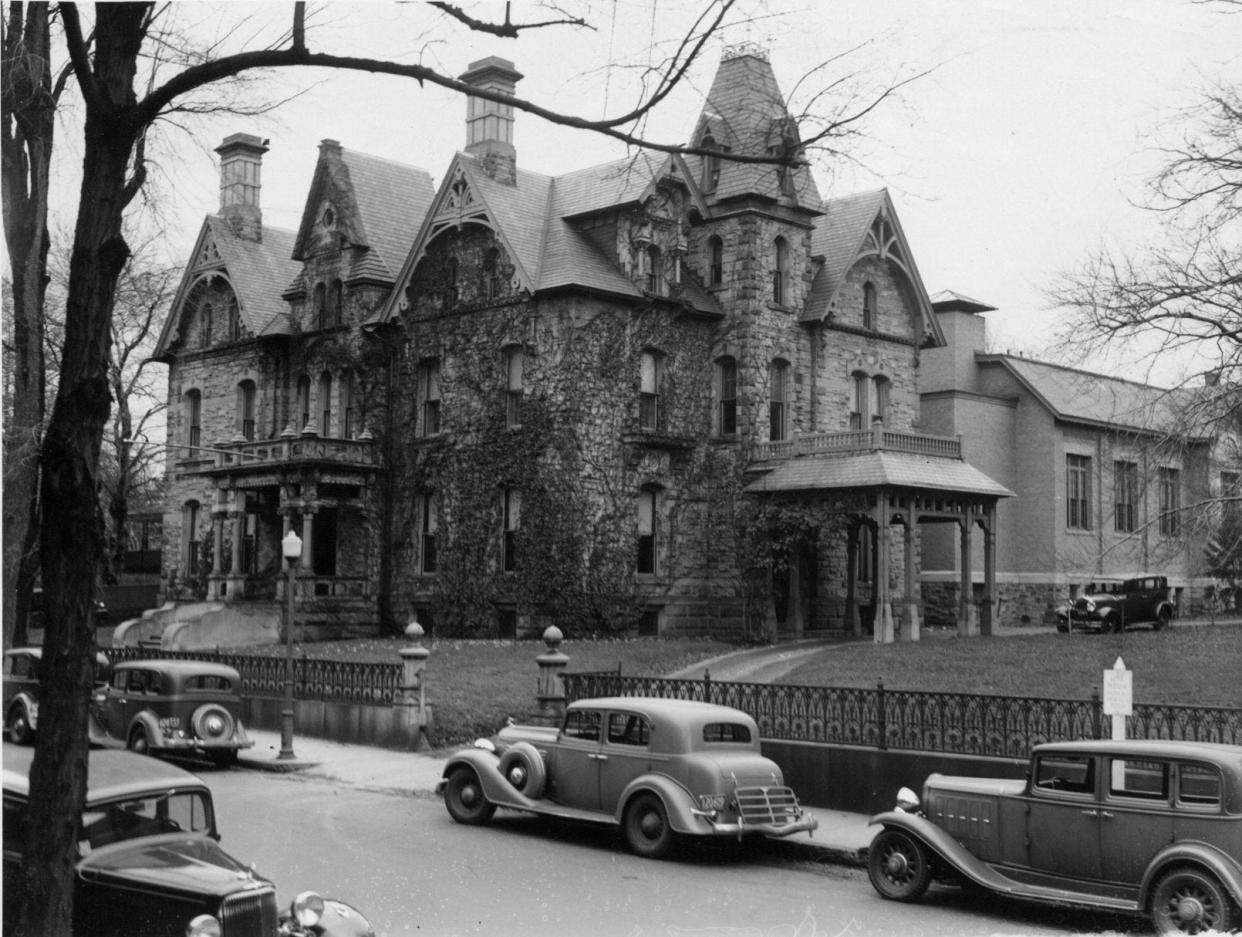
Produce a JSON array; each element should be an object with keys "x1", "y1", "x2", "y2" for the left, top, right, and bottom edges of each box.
[
  {"x1": 561, "y1": 671, "x2": 1241, "y2": 758},
  {"x1": 105, "y1": 647, "x2": 402, "y2": 705}
]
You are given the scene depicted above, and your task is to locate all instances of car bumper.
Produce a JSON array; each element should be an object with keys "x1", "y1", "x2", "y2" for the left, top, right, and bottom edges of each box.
[
  {"x1": 704, "y1": 812, "x2": 819, "y2": 838},
  {"x1": 153, "y1": 737, "x2": 255, "y2": 751}
]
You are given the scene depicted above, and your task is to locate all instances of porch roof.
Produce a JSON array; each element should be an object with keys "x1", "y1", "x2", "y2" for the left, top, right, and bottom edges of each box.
[{"x1": 745, "y1": 450, "x2": 1014, "y2": 498}]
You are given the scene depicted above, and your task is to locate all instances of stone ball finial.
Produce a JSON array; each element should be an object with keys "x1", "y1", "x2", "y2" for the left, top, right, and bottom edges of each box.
[
  {"x1": 405, "y1": 619, "x2": 424, "y2": 642},
  {"x1": 542, "y1": 625, "x2": 564, "y2": 650}
]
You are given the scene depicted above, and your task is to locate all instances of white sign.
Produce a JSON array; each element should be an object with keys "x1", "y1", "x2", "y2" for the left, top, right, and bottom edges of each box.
[{"x1": 1102, "y1": 656, "x2": 1132, "y2": 717}]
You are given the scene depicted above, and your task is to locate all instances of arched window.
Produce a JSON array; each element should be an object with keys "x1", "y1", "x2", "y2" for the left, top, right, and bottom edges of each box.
[
  {"x1": 237, "y1": 380, "x2": 256, "y2": 441},
  {"x1": 716, "y1": 356, "x2": 738, "y2": 436},
  {"x1": 318, "y1": 371, "x2": 333, "y2": 436},
  {"x1": 185, "y1": 390, "x2": 202, "y2": 454},
  {"x1": 504, "y1": 346, "x2": 524, "y2": 427},
  {"x1": 639, "y1": 350, "x2": 664, "y2": 431},
  {"x1": 701, "y1": 134, "x2": 721, "y2": 192},
  {"x1": 772, "y1": 237, "x2": 788, "y2": 305},
  {"x1": 645, "y1": 244, "x2": 662, "y2": 295},
  {"x1": 184, "y1": 501, "x2": 202, "y2": 578},
  {"x1": 484, "y1": 247, "x2": 501, "y2": 299},
  {"x1": 851, "y1": 372, "x2": 870, "y2": 430},
  {"x1": 709, "y1": 235, "x2": 724, "y2": 287},
  {"x1": 313, "y1": 283, "x2": 326, "y2": 329},
  {"x1": 227, "y1": 296, "x2": 241, "y2": 342},
  {"x1": 873, "y1": 376, "x2": 890, "y2": 425},
  {"x1": 636, "y1": 488, "x2": 659, "y2": 575},
  {"x1": 863, "y1": 281, "x2": 877, "y2": 330},
  {"x1": 296, "y1": 375, "x2": 311, "y2": 431},
  {"x1": 769, "y1": 359, "x2": 790, "y2": 442},
  {"x1": 418, "y1": 358, "x2": 441, "y2": 436},
  {"x1": 200, "y1": 304, "x2": 213, "y2": 348},
  {"x1": 501, "y1": 486, "x2": 521, "y2": 573},
  {"x1": 329, "y1": 279, "x2": 343, "y2": 327},
  {"x1": 341, "y1": 371, "x2": 357, "y2": 439}
]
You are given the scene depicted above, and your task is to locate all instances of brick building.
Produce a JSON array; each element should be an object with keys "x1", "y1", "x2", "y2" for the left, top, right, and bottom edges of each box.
[{"x1": 146, "y1": 47, "x2": 1009, "y2": 647}]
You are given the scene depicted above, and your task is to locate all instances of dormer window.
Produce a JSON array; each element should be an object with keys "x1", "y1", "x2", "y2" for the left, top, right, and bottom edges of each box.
[
  {"x1": 701, "y1": 134, "x2": 722, "y2": 193},
  {"x1": 645, "y1": 245, "x2": 663, "y2": 295},
  {"x1": 863, "y1": 282, "x2": 877, "y2": 330}
]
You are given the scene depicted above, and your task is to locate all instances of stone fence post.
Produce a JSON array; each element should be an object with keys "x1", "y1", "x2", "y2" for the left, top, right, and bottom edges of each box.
[
  {"x1": 397, "y1": 619, "x2": 433, "y2": 748},
  {"x1": 535, "y1": 625, "x2": 569, "y2": 724}
]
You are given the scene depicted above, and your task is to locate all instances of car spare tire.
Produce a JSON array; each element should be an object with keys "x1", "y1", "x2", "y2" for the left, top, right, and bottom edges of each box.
[
  {"x1": 497, "y1": 741, "x2": 546, "y2": 799},
  {"x1": 192, "y1": 704, "x2": 235, "y2": 742}
]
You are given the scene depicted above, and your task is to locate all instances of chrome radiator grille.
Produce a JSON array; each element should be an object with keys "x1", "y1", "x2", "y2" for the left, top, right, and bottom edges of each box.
[
  {"x1": 220, "y1": 886, "x2": 279, "y2": 937},
  {"x1": 734, "y1": 786, "x2": 801, "y2": 823}
]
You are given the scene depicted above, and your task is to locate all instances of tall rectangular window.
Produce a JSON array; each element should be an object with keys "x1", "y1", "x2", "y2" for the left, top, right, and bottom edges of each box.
[
  {"x1": 341, "y1": 371, "x2": 357, "y2": 439},
  {"x1": 186, "y1": 391, "x2": 202, "y2": 454},
  {"x1": 637, "y1": 489, "x2": 657, "y2": 574},
  {"x1": 717, "y1": 357, "x2": 737, "y2": 436},
  {"x1": 1114, "y1": 460, "x2": 1138, "y2": 533},
  {"x1": 502, "y1": 487, "x2": 520, "y2": 573},
  {"x1": 504, "y1": 347, "x2": 524, "y2": 428},
  {"x1": 772, "y1": 238, "x2": 787, "y2": 305},
  {"x1": 318, "y1": 372, "x2": 333, "y2": 436},
  {"x1": 1159, "y1": 467, "x2": 1181, "y2": 537},
  {"x1": 238, "y1": 381, "x2": 256, "y2": 441},
  {"x1": 419, "y1": 359, "x2": 441, "y2": 436},
  {"x1": 185, "y1": 503, "x2": 201, "y2": 577},
  {"x1": 420, "y1": 492, "x2": 438, "y2": 574},
  {"x1": 769, "y1": 360, "x2": 788, "y2": 442},
  {"x1": 874, "y1": 376, "x2": 890, "y2": 425},
  {"x1": 639, "y1": 351, "x2": 662, "y2": 431},
  {"x1": 851, "y1": 373, "x2": 869, "y2": 430},
  {"x1": 1067, "y1": 454, "x2": 1092, "y2": 530},
  {"x1": 709, "y1": 236, "x2": 723, "y2": 286}
]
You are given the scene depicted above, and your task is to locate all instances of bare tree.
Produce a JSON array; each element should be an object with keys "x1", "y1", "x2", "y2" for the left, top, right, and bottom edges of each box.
[{"x1": 4, "y1": 3, "x2": 927, "y2": 932}]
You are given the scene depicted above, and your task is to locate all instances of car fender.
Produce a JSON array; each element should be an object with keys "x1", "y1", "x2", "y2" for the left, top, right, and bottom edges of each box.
[
  {"x1": 128, "y1": 710, "x2": 167, "y2": 749},
  {"x1": 307, "y1": 897, "x2": 375, "y2": 937},
  {"x1": 7, "y1": 692, "x2": 38, "y2": 732},
  {"x1": 442, "y1": 748, "x2": 544, "y2": 810},
  {"x1": 869, "y1": 811, "x2": 1021, "y2": 893},
  {"x1": 1155, "y1": 600, "x2": 1176, "y2": 620},
  {"x1": 614, "y1": 775, "x2": 703, "y2": 835},
  {"x1": 1138, "y1": 840, "x2": 1242, "y2": 910}
]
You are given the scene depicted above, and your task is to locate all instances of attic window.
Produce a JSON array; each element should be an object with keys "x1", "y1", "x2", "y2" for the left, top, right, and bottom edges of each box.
[
  {"x1": 701, "y1": 134, "x2": 722, "y2": 193},
  {"x1": 323, "y1": 206, "x2": 336, "y2": 227}
]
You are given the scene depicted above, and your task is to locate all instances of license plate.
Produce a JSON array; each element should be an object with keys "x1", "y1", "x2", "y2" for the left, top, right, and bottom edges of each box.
[{"x1": 699, "y1": 794, "x2": 726, "y2": 811}]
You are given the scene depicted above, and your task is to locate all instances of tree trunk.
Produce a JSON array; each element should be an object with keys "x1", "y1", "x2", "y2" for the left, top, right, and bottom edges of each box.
[{"x1": 18, "y1": 6, "x2": 147, "y2": 935}]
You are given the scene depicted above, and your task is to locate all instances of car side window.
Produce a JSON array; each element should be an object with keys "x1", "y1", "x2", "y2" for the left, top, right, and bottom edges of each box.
[
  {"x1": 562, "y1": 710, "x2": 601, "y2": 741},
  {"x1": 1108, "y1": 758, "x2": 1168, "y2": 800},
  {"x1": 607, "y1": 713, "x2": 650, "y2": 747},
  {"x1": 1178, "y1": 763, "x2": 1222, "y2": 807},
  {"x1": 1034, "y1": 754, "x2": 1095, "y2": 795},
  {"x1": 110, "y1": 671, "x2": 127, "y2": 691}
]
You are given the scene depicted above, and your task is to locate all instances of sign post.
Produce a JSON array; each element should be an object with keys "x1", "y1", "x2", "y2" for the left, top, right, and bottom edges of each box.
[{"x1": 1102, "y1": 656, "x2": 1132, "y2": 740}]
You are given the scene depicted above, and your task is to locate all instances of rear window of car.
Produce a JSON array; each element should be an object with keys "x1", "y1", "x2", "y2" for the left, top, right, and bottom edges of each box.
[
  {"x1": 702, "y1": 722, "x2": 751, "y2": 744},
  {"x1": 1178, "y1": 763, "x2": 1222, "y2": 807},
  {"x1": 185, "y1": 674, "x2": 232, "y2": 692}
]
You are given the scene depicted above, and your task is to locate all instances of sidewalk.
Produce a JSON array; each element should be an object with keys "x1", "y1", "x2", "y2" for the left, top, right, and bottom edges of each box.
[{"x1": 237, "y1": 728, "x2": 872, "y2": 867}]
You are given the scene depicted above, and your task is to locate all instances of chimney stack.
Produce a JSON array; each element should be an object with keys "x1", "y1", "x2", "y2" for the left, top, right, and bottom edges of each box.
[
  {"x1": 215, "y1": 133, "x2": 268, "y2": 242},
  {"x1": 460, "y1": 57, "x2": 522, "y2": 185}
]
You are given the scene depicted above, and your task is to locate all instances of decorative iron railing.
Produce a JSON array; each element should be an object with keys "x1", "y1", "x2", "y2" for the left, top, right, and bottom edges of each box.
[
  {"x1": 561, "y1": 672, "x2": 1241, "y2": 758},
  {"x1": 105, "y1": 647, "x2": 401, "y2": 705}
]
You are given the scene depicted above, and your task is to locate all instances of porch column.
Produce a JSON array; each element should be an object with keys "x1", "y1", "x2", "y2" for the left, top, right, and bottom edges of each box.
[
  {"x1": 229, "y1": 501, "x2": 244, "y2": 576},
  {"x1": 875, "y1": 492, "x2": 895, "y2": 644},
  {"x1": 300, "y1": 511, "x2": 314, "y2": 571},
  {"x1": 846, "y1": 524, "x2": 861, "y2": 636},
  {"x1": 209, "y1": 504, "x2": 226, "y2": 600},
  {"x1": 904, "y1": 519, "x2": 920, "y2": 641},
  {"x1": 982, "y1": 505, "x2": 997, "y2": 636},
  {"x1": 958, "y1": 513, "x2": 977, "y2": 637}
]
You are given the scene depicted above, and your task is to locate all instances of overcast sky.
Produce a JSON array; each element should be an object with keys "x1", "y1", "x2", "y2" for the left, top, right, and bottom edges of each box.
[{"x1": 38, "y1": 0, "x2": 1241, "y2": 382}]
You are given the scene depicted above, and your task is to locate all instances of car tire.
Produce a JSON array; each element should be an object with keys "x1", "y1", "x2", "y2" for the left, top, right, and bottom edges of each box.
[
  {"x1": 868, "y1": 829, "x2": 932, "y2": 901},
  {"x1": 444, "y1": 766, "x2": 496, "y2": 825},
  {"x1": 128, "y1": 725, "x2": 150, "y2": 756},
  {"x1": 497, "y1": 742, "x2": 546, "y2": 799},
  {"x1": 624, "y1": 792, "x2": 674, "y2": 859},
  {"x1": 6, "y1": 703, "x2": 33, "y2": 745},
  {"x1": 192, "y1": 704, "x2": 236, "y2": 743},
  {"x1": 1150, "y1": 866, "x2": 1236, "y2": 935},
  {"x1": 1155, "y1": 607, "x2": 1172, "y2": 631},
  {"x1": 1101, "y1": 614, "x2": 1121, "y2": 634}
]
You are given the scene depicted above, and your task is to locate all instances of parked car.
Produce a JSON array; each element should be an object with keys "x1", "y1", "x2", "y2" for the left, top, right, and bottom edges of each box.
[
  {"x1": 867, "y1": 739, "x2": 1242, "y2": 935},
  {"x1": 1056, "y1": 575, "x2": 1176, "y2": 633},
  {"x1": 2, "y1": 744, "x2": 373, "y2": 937},
  {"x1": 3, "y1": 647, "x2": 111, "y2": 745},
  {"x1": 89, "y1": 659, "x2": 253, "y2": 767},
  {"x1": 438, "y1": 696, "x2": 818, "y2": 858}
]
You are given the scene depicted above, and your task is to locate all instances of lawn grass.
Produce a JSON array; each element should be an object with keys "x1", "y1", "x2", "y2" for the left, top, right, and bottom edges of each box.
[{"x1": 235, "y1": 625, "x2": 1240, "y2": 745}]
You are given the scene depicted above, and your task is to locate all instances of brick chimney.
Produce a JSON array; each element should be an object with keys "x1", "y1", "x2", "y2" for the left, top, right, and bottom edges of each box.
[
  {"x1": 215, "y1": 133, "x2": 268, "y2": 242},
  {"x1": 460, "y1": 56, "x2": 522, "y2": 185}
]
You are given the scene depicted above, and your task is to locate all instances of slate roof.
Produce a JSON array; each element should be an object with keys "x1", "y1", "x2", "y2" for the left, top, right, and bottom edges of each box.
[
  {"x1": 745, "y1": 450, "x2": 1014, "y2": 497},
  {"x1": 977, "y1": 355, "x2": 1203, "y2": 437},
  {"x1": 803, "y1": 189, "x2": 887, "y2": 321}
]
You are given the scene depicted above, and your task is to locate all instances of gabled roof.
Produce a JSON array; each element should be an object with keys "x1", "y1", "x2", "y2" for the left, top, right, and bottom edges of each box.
[
  {"x1": 801, "y1": 188, "x2": 943, "y2": 345},
  {"x1": 745, "y1": 450, "x2": 1013, "y2": 497},
  {"x1": 154, "y1": 216, "x2": 299, "y2": 358},
  {"x1": 976, "y1": 355, "x2": 1208, "y2": 438}
]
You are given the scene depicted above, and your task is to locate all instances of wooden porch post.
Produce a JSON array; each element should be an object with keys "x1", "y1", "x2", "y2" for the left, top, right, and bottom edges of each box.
[
  {"x1": 875, "y1": 492, "x2": 895, "y2": 644},
  {"x1": 904, "y1": 518, "x2": 920, "y2": 641},
  {"x1": 958, "y1": 512, "x2": 977, "y2": 637},
  {"x1": 846, "y1": 523, "x2": 861, "y2": 636},
  {"x1": 982, "y1": 504, "x2": 997, "y2": 636}
]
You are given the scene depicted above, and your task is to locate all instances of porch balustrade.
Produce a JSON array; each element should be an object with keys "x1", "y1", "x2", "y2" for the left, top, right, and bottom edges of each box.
[{"x1": 751, "y1": 425, "x2": 962, "y2": 463}]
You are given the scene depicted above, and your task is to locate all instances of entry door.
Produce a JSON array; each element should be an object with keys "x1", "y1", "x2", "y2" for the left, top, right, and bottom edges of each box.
[
  {"x1": 312, "y1": 508, "x2": 338, "y2": 576},
  {"x1": 1025, "y1": 752, "x2": 1102, "y2": 881}
]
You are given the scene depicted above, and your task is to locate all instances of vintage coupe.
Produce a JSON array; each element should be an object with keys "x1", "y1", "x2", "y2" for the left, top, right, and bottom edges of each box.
[
  {"x1": 1056, "y1": 575, "x2": 1175, "y2": 633},
  {"x1": 89, "y1": 659, "x2": 253, "y2": 766},
  {"x1": 868, "y1": 739, "x2": 1242, "y2": 934},
  {"x1": 4, "y1": 646, "x2": 111, "y2": 745},
  {"x1": 2, "y1": 745, "x2": 374, "y2": 937},
  {"x1": 438, "y1": 696, "x2": 818, "y2": 858}
]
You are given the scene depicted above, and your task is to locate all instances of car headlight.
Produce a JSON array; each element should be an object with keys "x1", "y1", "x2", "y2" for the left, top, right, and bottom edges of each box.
[
  {"x1": 292, "y1": 891, "x2": 325, "y2": 927},
  {"x1": 896, "y1": 787, "x2": 920, "y2": 812},
  {"x1": 185, "y1": 915, "x2": 222, "y2": 937},
  {"x1": 1082, "y1": 598, "x2": 1096, "y2": 613},
  {"x1": 472, "y1": 738, "x2": 496, "y2": 753}
]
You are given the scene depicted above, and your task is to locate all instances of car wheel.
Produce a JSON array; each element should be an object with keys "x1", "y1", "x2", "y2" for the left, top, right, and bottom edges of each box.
[
  {"x1": 1101, "y1": 614, "x2": 1120, "y2": 634},
  {"x1": 128, "y1": 725, "x2": 150, "y2": 756},
  {"x1": 1151, "y1": 867, "x2": 1235, "y2": 935},
  {"x1": 624, "y1": 793, "x2": 674, "y2": 859},
  {"x1": 444, "y1": 767, "x2": 496, "y2": 825},
  {"x1": 868, "y1": 829, "x2": 932, "y2": 901},
  {"x1": 192, "y1": 704, "x2": 236, "y2": 743},
  {"x1": 497, "y1": 741, "x2": 546, "y2": 799},
  {"x1": 1155, "y1": 607, "x2": 1172, "y2": 631},
  {"x1": 6, "y1": 704, "x2": 33, "y2": 745}
]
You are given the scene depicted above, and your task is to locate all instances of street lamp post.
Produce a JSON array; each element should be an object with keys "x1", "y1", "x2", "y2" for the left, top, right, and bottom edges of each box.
[{"x1": 279, "y1": 529, "x2": 302, "y2": 760}]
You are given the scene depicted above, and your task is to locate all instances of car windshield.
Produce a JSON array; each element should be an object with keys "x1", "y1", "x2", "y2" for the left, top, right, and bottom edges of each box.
[{"x1": 78, "y1": 790, "x2": 214, "y2": 852}]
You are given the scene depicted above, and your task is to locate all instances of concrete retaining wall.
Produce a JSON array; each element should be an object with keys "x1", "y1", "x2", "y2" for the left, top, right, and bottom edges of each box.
[{"x1": 240, "y1": 697, "x2": 432, "y2": 751}]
